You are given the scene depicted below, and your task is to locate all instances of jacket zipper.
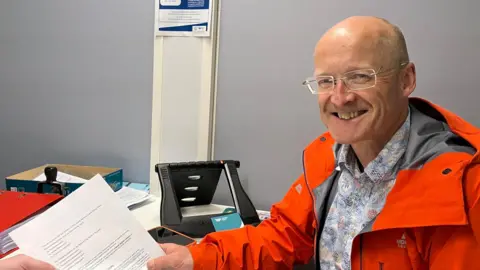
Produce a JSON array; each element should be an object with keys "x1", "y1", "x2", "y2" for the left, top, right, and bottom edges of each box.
[
  {"x1": 302, "y1": 151, "x2": 321, "y2": 269},
  {"x1": 315, "y1": 229, "x2": 320, "y2": 269}
]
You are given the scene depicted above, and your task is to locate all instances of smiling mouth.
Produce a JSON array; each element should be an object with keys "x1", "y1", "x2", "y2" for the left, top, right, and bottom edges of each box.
[{"x1": 332, "y1": 110, "x2": 368, "y2": 120}]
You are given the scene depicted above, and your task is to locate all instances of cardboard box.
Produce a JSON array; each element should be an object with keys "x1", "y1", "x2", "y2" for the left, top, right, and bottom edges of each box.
[{"x1": 5, "y1": 164, "x2": 123, "y2": 195}]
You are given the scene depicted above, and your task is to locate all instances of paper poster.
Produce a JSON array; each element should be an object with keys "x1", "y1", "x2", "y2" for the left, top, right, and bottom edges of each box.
[{"x1": 157, "y1": 0, "x2": 211, "y2": 37}]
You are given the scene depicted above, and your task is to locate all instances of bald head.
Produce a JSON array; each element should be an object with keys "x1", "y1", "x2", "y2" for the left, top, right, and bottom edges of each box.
[
  {"x1": 314, "y1": 16, "x2": 409, "y2": 71},
  {"x1": 313, "y1": 16, "x2": 417, "y2": 159}
]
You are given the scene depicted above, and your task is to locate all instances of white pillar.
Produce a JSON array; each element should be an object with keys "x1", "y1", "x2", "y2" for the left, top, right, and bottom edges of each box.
[{"x1": 149, "y1": 0, "x2": 221, "y2": 196}]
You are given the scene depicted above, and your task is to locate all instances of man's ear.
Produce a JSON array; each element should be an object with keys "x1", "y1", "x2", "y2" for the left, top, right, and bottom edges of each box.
[{"x1": 402, "y1": 62, "x2": 416, "y2": 97}]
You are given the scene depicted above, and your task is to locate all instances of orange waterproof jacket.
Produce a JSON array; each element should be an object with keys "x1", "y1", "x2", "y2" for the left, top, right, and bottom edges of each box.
[{"x1": 187, "y1": 97, "x2": 480, "y2": 269}]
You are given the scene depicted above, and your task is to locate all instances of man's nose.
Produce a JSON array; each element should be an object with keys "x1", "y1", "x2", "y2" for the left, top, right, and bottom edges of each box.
[{"x1": 330, "y1": 80, "x2": 354, "y2": 106}]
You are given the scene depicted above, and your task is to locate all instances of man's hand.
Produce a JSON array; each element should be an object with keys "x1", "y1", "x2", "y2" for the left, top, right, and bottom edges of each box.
[
  {"x1": 0, "y1": 254, "x2": 55, "y2": 270},
  {"x1": 147, "y1": 243, "x2": 194, "y2": 270}
]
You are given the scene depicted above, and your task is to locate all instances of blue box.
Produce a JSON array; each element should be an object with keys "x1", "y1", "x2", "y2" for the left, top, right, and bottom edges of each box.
[
  {"x1": 5, "y1": 164, "x2": 123, "y2": 195},
  {"x1": 127, "y1": 183, "x2": 150, "y2": 192},
  {"x1": 211, "y1": 213, "x2": 244, "y2": 232}
]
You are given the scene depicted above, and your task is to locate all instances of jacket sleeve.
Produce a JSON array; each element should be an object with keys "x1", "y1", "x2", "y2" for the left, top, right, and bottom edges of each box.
[
  {"x1": 428, "y1": 164, "x2": 480, "y2": 269},
  {"x1": 187, "y1": 174, "x2": 317, "y2": 270}
]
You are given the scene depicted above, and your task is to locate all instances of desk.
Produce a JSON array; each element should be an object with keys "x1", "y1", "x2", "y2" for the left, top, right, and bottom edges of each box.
[
  {"x1": 2, "y1": 195, "x2": 259, "y2": 260},
  {"x1": 129, "y1": 196, "x2": 231, "y2": 230}
]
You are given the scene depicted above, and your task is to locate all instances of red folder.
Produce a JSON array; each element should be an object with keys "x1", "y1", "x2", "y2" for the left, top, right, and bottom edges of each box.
[{"x1": 0, "y1": 190, "x2": 62, "y2": 258}]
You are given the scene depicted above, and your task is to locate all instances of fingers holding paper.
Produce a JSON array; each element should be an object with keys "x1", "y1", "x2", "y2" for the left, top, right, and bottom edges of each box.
[
  {"x1": 0, "y1": 254, "x2": 55, "y2": 270},
  {"x1": 147, "y1": 244, "x2": 193, "y2": 270}
]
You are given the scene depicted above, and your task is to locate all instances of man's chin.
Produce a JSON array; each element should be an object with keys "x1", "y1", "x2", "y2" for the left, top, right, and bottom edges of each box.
[
  {"x1": 332, "y1": 138, "x2": 355, "y2": 145},
  {"x1": 329, "y1": 132, "x2": 362, "y2": 145}
]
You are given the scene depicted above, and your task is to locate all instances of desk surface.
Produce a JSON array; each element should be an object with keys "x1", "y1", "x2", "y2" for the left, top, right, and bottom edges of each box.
[
  {"x1": 130, "y1": 196, "x2": 231, "y2": 230},
  {"x1": 3, "y1": 196, "x2": 238, "y2": 260}
]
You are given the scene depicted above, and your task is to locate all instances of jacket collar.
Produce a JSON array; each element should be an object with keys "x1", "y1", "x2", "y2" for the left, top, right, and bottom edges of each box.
[{"x1": 303, "y1": 97, "x2": 480, "y2": 230}]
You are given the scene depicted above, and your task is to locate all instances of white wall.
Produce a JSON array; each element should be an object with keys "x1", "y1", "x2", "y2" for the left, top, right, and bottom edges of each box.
[
  {"x1": 149, "y1": 0, "x2": 220, "y2": 196},
  {"x1": 0, "y1": 1, "x2": 218, "y2": 192},
  {"x1": 0, "y1": 1, "x2": 156, "y2": 188}
]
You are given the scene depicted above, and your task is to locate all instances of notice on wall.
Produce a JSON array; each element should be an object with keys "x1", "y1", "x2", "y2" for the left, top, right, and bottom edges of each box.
[{"x1": 157, "y1": 0, "x2": 211, "y2": 37}]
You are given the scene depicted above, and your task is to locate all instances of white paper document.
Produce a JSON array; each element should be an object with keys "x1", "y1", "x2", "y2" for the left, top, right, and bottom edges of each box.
[
  {"x1": 9, "y1": 175, "x2": 165, "y2": 270},
  {"x1": 116, "y1": 186, "x2": 152, "y2": 208},
  {"x1": 33, "y1": 171, "x2": 88, "y2": 184},
  {"x1": 0, "y1": 213, "x2": 40, "y2": 255}
]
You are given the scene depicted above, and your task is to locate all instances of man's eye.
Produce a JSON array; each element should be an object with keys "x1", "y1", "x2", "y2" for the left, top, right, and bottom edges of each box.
[
  {"x1": 318, "y1": 79, "x2": 332, "y2": 84},
  {"x1": 350, "y1": 74, "x2": 373, "y2": 83},
  {"x1": 317, "y1": 78, "x2": 333, "y2": 88}
]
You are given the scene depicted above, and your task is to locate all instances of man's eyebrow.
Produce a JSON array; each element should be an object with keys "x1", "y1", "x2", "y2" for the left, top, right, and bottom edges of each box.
[
  {"x1": 314, "y1": 64, "x2": 375, "y2": 76},
  {"x1": 343, "y1": 64, "x2": 375, "y2": 71},
  {"x1": 314, "y1": 71, "x2": 330, "y2": 77}
]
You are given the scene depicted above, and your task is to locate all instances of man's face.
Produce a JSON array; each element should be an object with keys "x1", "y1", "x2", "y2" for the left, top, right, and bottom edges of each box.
[{"x1": 314, "y1": 33, "x2": 406, "y2": 145}]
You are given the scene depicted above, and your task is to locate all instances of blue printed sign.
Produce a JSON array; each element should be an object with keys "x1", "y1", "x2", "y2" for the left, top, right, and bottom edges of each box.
[{"x1": 158, "y1": 0, "x2": 211, "y2": 36}]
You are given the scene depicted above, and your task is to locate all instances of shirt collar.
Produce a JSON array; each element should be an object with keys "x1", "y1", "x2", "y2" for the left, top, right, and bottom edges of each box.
[{"x1": 335, "y1": 107, "x2": 411, "y2": 183}]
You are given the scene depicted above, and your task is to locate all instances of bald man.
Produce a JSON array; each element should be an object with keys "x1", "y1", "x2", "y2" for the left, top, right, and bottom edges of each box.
[{"x1": 147, "y1": 16, "x2": 480, "y2": 270}]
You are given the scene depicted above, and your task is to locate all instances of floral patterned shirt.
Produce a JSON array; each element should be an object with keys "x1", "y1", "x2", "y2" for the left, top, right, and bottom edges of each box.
[{"x1": 319, "y1": 109, "x2": 411, "y2": 270}]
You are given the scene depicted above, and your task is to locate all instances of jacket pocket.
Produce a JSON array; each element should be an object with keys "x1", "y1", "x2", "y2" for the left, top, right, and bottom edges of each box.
[{"x1": 361, "y1": 230, "x2": 413, "y2": 270}]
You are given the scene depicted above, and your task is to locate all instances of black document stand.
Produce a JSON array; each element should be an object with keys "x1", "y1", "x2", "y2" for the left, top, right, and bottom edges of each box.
[{"x1": 155, "y1": 160, "x2": 260, "y2": 238}]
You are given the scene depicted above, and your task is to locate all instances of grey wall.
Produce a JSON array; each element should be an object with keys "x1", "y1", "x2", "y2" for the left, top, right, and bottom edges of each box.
[
  {"x1": 213, "y1": 1, "x2": 480, "y2": 211},
  {"x1": 0, "y1": 0, "x2": 155, "y2": 188}
]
